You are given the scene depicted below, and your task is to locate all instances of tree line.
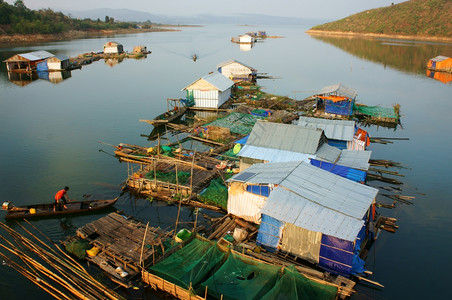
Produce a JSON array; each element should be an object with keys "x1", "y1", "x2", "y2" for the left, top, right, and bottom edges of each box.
[{"x1": 0, "y1": 0, "x2": 146, "y2": 34}]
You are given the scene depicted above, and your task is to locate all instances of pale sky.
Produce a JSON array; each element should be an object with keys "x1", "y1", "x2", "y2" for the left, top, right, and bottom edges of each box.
[{"x1": 7, "y1": 0, "x2": 407, "y2": 20}]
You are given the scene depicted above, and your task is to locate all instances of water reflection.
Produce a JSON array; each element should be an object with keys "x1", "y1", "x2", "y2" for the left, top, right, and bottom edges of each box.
[
  {"x1": 426, "y1": 69, "x2": 452, "y2": 84},
  {"x1": 7, "y1": 71, "x2": 38, "y2": 86},
  {"x1": 37, "y1": 70, "x2": 72, "y2": 84},
  {"x1": 239, "y1": 43, "x2": 254, "y2": 52},
  {"x1": 308, "y1": 34, "x2": 452, "y2": 75}
]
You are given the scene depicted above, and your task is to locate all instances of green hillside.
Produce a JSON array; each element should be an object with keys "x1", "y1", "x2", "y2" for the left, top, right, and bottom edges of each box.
[{"x1": 310, "y1": 0, "x2": 452, "y2": 38}]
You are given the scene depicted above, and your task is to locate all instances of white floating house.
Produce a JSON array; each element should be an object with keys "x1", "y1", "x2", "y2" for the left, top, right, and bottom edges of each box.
[
  {"x1": 239, "y1": 34, "x2": 254, "y2": 44},
  {"x1": 182, "y1": 72, "x2": 234, "y2": 108},
  {"x1": 103, "y1": 41, "x2": 124, "y2": 54},
  {"x1": 217, "y1": 59, "x2": 257, "y2": 82},
  {"x1": 227, "y1": 161, "x2": 379, "y2": 277},
  {"x1": 47, "y1": 55, "x2": 70, "y2": 71}
]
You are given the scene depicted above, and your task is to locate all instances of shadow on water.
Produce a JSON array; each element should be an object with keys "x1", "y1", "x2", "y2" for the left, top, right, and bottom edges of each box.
[{"x1": 309, "y1": 34, "x2": 452, "y2": 75}]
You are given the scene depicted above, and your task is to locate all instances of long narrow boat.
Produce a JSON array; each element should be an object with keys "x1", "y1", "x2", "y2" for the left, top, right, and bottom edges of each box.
[{"x1": 4, "y1": 198, "x2": 118, "y2": 220}]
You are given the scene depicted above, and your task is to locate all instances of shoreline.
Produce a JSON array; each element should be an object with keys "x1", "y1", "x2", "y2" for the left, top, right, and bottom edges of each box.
[
  {"x1": 0, "y1": 25, "x2": 195, "y2": 46},
  {"x1": 306, "y1": 29, "x2": 452, "y2": 44}
]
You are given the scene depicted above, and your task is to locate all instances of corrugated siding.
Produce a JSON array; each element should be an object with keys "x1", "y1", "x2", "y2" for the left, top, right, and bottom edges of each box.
[
  {"x1": 229, "y1": 161, "x2": 298, "y2": 185},
  {"x1": 297, "y1": 116, "x2": 355, "y2": 141},
  {"x1": 319, "y1": 83, "x2": 357, "y2": 99},
  {"x1": 238, "y1": 145, "x2": 315, "y2": 163},
  {"x1": 227, "y1": 182, "x2": 267, "y2": 224},
  {"x1": 315, "y1": 144, "x2": 341, "y2": 163},
  {"x1": 247, "y1": 121, "x2": 324, "y2": 154},
  {"x1": 337, "y1": 150, "x2": 371, "y2": 171},
  {"x1": 280, "y1": 223, "x2": 322, "y2": 264},
  {"x1": 193, "y1": 90, "x2": 219, "y2": 108}
]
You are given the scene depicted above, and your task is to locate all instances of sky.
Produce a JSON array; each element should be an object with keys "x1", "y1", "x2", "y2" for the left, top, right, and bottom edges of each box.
[{"x1": 7, "y1": 0, "x2": 407, "y2": 20}]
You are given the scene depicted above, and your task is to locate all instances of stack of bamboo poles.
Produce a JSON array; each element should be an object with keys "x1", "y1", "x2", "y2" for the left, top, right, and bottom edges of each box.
[{"x1": 0, "y1": 220, "x2": 124, "y2": 300}]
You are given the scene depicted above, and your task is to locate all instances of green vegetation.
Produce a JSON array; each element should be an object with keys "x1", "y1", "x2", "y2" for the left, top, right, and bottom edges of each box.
[
  {"x1": 0, "y1": 0, "x2": 145, "y2": 34},
  {"x1": 311, "y1": 0, "x2": 452, "y2": 38}
]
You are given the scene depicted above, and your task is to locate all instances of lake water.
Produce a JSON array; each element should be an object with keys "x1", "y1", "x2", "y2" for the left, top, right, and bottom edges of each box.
[{"x1": 1, "y1": 24, "x2": 451, "y2": 299}]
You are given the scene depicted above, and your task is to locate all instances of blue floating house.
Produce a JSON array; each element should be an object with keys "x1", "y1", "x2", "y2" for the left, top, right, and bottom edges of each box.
[
  {"x1": 315, "y1": 84, "x2": 357, "y2": 117},
  {"x1": 227, "y1": 161, "x2": 379, "y2": 277}
]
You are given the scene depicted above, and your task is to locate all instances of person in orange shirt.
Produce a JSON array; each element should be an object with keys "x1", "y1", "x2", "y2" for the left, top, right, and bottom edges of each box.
[{"x1": 55, "y1": 186, "x2": 70, "y2": 211}]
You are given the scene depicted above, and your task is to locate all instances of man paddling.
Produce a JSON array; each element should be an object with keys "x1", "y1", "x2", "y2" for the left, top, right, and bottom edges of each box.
[{"x1": 55, "y1": 186, "x2": 70, "y2": 211}]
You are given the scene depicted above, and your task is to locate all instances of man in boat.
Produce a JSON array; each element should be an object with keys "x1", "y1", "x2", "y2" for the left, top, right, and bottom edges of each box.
[{"x1": 55, "y1": 186, "x2": 70, "y2": 211}]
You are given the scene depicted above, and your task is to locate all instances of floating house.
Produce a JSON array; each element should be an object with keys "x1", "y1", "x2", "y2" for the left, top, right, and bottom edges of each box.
[
  {"x1": 217, "y1": 59, "x2": 257, "y2": 82},
  {"x1": 3, "y1": 50, "x2": 54, "y2": 72},
  {"x1": 182, "y1": 72, "x2": 234, "y2": 108},
  {"x1": 297, "y1": 116, "x2": 370, "y2": 150},
  {"x1": 36, "y1": 55, "x2": 70, "y2": 72},
  {"x1": 427, "y1": 56, "x2": 452, "y2": 72},
  {"x1": 238, "y1": 121, "x2": 337, "y2": 170},
  {"x1": 239, "y1": 34, "x2": 254, "y2": 44},
  {"x1": 227, "y1": 161, "x2": 379, "y2": 277},
  {"x1": 103, "y1": 41, "x2": 124, "y2": 54},
  {"x1": 133, "y1": 45, "x2": 147, "y2": 53},
  {"x1": 315, "y1": 84, "x2": 357, "y2": 117}
]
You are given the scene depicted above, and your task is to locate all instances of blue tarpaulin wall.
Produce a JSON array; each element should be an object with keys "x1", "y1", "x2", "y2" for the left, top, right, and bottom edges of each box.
[
  {"x1": 257, "y1": 214, "x2": 284, "y2": 252},
  {"x1": 36, "y1": 61, "x2": 48, "y2": 72},
  {"x1": 325, "y1": 99, "x2": 354, "y2": 116},
  {"x1": 327, "y1": 139, "x2": 348, "y2": 150},
  {"x1": 319, "y1": 235, "x2": 354, "y2": 277},
  {"x1": 310, "y1": 159, "x2": 367, "y2": 183},
  {"x1": 246, "y1": 184, "x2": 270, "y2": 197}
]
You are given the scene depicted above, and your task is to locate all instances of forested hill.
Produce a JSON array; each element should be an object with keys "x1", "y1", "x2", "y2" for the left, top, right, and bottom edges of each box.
[{"x1": 309, "y1": 0, "x2": 452, "y2": 39}]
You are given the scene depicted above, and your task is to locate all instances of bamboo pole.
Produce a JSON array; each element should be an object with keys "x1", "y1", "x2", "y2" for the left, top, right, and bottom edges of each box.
[{"x1": 140, "y1": 222, "x2": 149, "y2": 270}]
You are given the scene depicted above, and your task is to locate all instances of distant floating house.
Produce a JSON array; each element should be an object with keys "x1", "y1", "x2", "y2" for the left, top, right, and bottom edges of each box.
[
  {"x1": 103, "y1": 41, "x2": 124, "y2": 54},
  {"x1": 217, "y1": 59, "x2": 257, "y2": 82},
  {"x1": 297, "y1": 116, "x2": 370, "y2": 150},
  {"x1": 427, "y1": 56, "x2": 452, "y2": 72},
  {"x1": 239, "y1": 34, "x2": 254, "y2": 44},
  {"x1": 182, "y1": 72, "x2": 234, "y2": 108},
  {"x1": 133, "y1": 45, "x2": 148, "y2": 53},
  {"x1": 37, "y1": 55, "x2": 70, "y2": 72},
  {"x1": 3, "y1": 50, "x2": 54, "y2": 73},
  {"x1": 227, "y1": 161, "x2": 379, "y2": 277},
  {"x1": 315, "y1": 83, "x2": 357, "y2": 117}
]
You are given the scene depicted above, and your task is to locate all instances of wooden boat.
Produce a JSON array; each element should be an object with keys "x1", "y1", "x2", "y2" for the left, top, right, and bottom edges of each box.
[
  {"x1": 140, "y1": 98, "x2": 187, "y2": 128},
  {"x1": 4, "y1": 198, "x2": 118, "y2": 220}
]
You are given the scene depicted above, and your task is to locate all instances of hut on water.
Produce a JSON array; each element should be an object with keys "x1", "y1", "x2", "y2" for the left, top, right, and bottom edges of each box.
[
  {"x1": 427, "y1": 56, "x2": 452, "y2": 72},
  {"x1": 182, "y1": 72, "x2": 234, "y2": 108},
  {"x1": 297, "y1": 116, "x2": 370, "y2": 150},
  {"x1": 315, "y1": 83, "x2": 357, "y2": 117},
  {"x1": 47, "y1": 55, "x2": 70, "y2": 70},
  {"x1": 227, "y1": 161, "x2": 379, "y2": 277},
  {"x1": 217, "y1": 59, "x2": 257, "y2": 82},
  {"x1": 239, "y1": 34, "x2": 254, "y2": 44},
  {"x1": 103, "y1": 41, "x2": 124, "y2": 54},
  {"x1": 3, "y1": 50, "x2": 54, "y2": 72}
]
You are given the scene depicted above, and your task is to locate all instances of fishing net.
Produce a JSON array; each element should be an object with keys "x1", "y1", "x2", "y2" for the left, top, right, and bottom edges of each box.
[
  {"x1": 145, "y1": 170, "x2": 191, "y2": 185},
  {"x1": 197, "y1": 176, "x2": 230, "y2": 210},
  {"x1": 65, "y1": 239, "x2": 91, "y2": 259},
  {"x1": 204, "y1": 112, "x2": 264, "y2": 135},
  {"x1": 353, "y1": 104, "x2": 398, "y2": 118}
]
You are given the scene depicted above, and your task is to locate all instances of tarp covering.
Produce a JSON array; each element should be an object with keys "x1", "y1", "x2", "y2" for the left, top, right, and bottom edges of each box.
[
  {"x1": 353, "y1": 104, "x2": 398, "y2": 119},
  {"x1": 200, "y1": 251, "x2": 281, "y2": 300},
  {"x1": 148, "y1": 238, "x2": 226, "y2": 289},
  {"x1": 36, "y1": 61, "x2": 48, "y2": 71},
  {"x1": 235, "y1": 135, "x2": 249, "y2": 145},
  {"x1": 257, "y1": 214, "x2": 284, "y2": 252},
  {"x1": 246, "y1": 184, "x2": 270, "y2": 197},
  {"x1": 327, "y1": 139, "x2": 348, "y2": 150},
  {"x1": 261, "y1": 265, "x2": 338, "y2": 300},
  {"x1": 204, "y1": 112, "x2": 265, "y2": 135},
  {"x1": 310, "y1": 159, "x2": 367, "y2": 183},
  {"x1": 325, "y1": 99, "x2": 354, "y2": 116},
  {"x1": 317, "y1": 95, "x2": 348, "y2": 102},
  {"x1": 319, "y1": 235, "x2": 354, "y2": 277}
]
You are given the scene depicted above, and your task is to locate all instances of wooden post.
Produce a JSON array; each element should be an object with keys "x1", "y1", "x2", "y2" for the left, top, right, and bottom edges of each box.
[
  {"x1": 193, "y1": 208, "x2": 199, "y2": 231},
  {"x1": 190, "y1": 150, "x2": 196, "y2": 197},
  {"x1": 139, "y1": 222, "x2": 149, "y2": 270}
]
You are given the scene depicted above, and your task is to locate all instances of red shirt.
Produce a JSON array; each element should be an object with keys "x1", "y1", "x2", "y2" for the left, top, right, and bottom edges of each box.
[{"x1": 55, "y1": 189, "x2": 67, "y2": 201}]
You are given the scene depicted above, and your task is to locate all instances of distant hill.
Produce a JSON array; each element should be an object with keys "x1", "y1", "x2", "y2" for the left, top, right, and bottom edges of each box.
[
  {"x1": 63, "y1": 8, "x2": 318, "y2": 25},
  {"x1": 309, "y1": 0, "x2": 452, "y2": 39}
]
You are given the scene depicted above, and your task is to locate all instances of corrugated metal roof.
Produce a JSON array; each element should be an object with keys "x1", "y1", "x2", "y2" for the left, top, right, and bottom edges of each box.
[
  {"x1": 336, "y1": 150, "x2": 372, "y2": 171},
  {"x1": 318, "y1": 83, "x2": 357, "y2": 99},
  {"x1": 52, "y1": 54, "x2": 69, "y2": 61},
  {"x1": 430, "y1": 56, "x2": 450, "y2": 62},
  {"x1": 262, "y1": 187, "x2": 365, "y2": 241},
  {"x1": 297, "y1": 116, "x2": 355, "y2": 141},
  {"x1": 247, "y1": 121, "x2": 325, "y2": 154},
  {"x1": 238, "y1": 145, "x2": 315, "y2": 163},
  {"x1": 217, "y1": 59, "x2": 256, "y2": 71},
  {"x1": 182, "y1": 72, "x2": 234, "y2": 92},
  {"x1": 19, "y1": 50, "x2": 54, "y2": 61},
  {"x1": 259, "y1": 162, "x2": 378, "y2": 241},
  {"x1": 228, "y1": 161, "x2": 299, "y2": 185},
  {"x1": 315, "y1": 144, "x2": 341, "y2": 163}
]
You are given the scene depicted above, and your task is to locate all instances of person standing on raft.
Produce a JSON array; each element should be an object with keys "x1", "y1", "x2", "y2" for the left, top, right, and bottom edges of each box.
[{"x1": 55, "y1": 186, "x2": 70, "y2": 210}]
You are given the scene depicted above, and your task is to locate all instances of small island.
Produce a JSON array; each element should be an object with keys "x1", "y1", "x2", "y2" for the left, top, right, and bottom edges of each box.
[{"x1": 306, "y1": 0, "x2": 452, "y2": 43}]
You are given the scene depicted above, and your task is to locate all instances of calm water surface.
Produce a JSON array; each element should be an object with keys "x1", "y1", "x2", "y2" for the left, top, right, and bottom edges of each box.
[{"x1": 1, "y1": 24, "x2": 451, "y2": 299}]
